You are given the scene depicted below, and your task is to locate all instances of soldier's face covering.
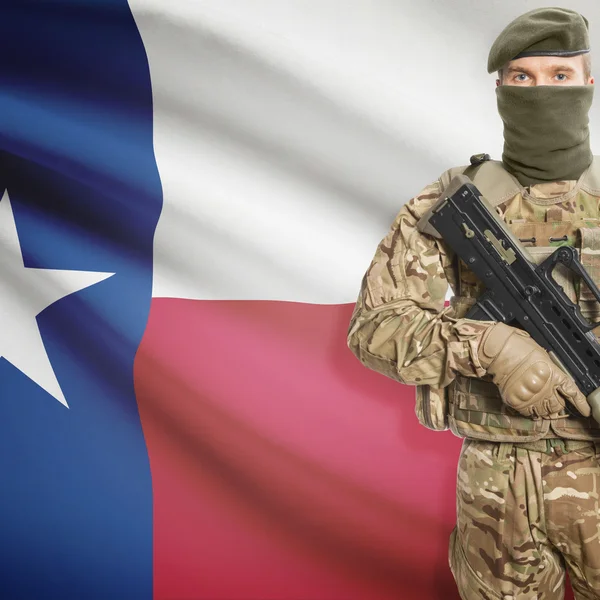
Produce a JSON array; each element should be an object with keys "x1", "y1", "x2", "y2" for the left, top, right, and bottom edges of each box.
[{"x1": 497, "y1": 84, "x2": 594, "y2": 186}]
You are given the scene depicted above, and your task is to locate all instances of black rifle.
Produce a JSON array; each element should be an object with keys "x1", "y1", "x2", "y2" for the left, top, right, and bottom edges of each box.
[{"x1": 417, "y1": 174, "x2": 600, "y2": 421}]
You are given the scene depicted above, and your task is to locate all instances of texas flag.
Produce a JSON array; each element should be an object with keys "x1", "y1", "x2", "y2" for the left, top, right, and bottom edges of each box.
[{"x1": 3, "y1": 2, "x2": 579, "y2": 600}]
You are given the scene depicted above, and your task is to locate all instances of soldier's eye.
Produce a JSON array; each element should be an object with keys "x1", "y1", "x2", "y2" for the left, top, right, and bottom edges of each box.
[
  {"x1": 514, "y1": 73, "x2": 528, "y2": 81},
  {"x1": 555, "y1": 73, "x2": 568, "y2": 81}
]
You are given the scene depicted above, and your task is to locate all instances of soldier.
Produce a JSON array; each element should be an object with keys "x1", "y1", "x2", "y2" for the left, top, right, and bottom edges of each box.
[{"x1": 348, "y1": 7, "x2": 600, "y2": 600}]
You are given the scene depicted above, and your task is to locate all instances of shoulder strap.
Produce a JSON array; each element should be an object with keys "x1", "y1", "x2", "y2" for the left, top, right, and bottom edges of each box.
[
  {"x1": 581, "y1": 156, "x2": 600, "y2": 195},
  {"x1": 438, "y1": 159, "x2": 522, "y2": 208},
  {"x1": 441, "y1": 155, "x2": 600, "y2": 205},
  {"x1": 471, "y1": 161, "x2": 522, "y2": 207}
]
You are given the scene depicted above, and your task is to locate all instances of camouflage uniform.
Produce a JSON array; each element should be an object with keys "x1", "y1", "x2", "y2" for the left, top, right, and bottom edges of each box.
[
  {"x1": 347, "y1": 162, "x2": 600, "y2": 598},
  {"x1": 452, "y1": 438, "x2": 600, "y2": 599}
]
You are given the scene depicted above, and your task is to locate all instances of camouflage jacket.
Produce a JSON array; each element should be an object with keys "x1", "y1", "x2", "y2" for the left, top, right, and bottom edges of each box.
[{"x1": 347, "y1": 160, "x2": 600, "y2": 442}]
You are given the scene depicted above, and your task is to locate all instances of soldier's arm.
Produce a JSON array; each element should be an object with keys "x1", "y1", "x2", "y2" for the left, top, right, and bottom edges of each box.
[{"x1": 347, "y1": 180, "x2": 494, "y2": 388}]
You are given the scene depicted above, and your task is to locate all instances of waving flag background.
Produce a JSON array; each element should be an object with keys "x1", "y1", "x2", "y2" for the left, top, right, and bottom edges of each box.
[{"x1": 2, "y1": 1, "x2": 599, "y2": 599}]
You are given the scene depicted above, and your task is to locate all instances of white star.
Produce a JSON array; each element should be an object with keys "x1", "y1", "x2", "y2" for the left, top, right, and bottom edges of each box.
[{"x1": 0, "y1": 190, "x2": 113, "y2": 407}]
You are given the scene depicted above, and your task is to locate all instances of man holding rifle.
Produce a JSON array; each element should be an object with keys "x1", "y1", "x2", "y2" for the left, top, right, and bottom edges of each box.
[{"x1": 348, "y1": 7, "x2": 600, "y2": 599}]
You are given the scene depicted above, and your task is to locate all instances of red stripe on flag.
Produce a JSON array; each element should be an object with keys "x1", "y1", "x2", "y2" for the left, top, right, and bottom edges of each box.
[{"x1": 134, "y1": 298, "x2": 467, "y2": 599}]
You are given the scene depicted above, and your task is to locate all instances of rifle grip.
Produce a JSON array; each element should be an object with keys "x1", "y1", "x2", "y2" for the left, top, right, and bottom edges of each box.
[{"x1": 587, "y1": 388, "x2": 600, "y2": 424}]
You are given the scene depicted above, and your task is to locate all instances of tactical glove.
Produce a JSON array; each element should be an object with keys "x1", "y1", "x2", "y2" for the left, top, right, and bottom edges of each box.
[{"x1": 477, "y1": 322, "x2": 591, "y2": 419}]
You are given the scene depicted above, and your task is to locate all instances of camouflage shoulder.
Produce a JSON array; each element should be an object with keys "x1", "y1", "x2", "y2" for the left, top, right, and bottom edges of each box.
[
  {"x1": 403, "y1": 165, "x2": 469, "y2": 222},
  {"x1": 438, "y1": 164, "x2": 470, "y2": 191}
]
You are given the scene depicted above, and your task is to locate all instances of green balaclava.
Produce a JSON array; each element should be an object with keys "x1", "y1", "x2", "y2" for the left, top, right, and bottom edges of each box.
[{"x1": 488, "y1": 7, "x2": 594, "y2": 186}]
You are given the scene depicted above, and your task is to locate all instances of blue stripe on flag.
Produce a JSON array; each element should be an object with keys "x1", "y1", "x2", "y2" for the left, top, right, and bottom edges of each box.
[{"x1": 0, "y1": 2, "x2": 161, "y2": 598}]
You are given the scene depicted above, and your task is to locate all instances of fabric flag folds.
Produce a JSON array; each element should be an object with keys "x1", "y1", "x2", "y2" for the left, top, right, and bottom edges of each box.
[
  {"x1": 0, "y1": 1, "x2": 531, "y2": 599},
  {"x1": 0, "y1": 2, "x2": 158, "y2": 599}
]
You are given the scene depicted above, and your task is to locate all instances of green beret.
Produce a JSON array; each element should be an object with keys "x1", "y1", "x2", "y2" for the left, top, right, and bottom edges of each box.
[{"x1": 488, "y1": 8, "x2": 590, "y2": 74}]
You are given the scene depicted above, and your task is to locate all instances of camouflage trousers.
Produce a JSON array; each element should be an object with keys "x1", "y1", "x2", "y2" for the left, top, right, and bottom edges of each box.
[{"x1": 450, "y1": 438, "x2": 600, "y2": 599}]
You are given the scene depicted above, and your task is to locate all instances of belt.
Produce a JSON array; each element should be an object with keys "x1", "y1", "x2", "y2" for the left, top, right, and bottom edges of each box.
[{"x1": 515, "y1": 438, "x2": 596, "y2": 455}]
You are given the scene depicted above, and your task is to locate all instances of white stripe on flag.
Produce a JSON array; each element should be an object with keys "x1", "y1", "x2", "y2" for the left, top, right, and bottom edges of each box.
[{"x1": 130, "y1": 1, "x2": 528, "y2": 303}]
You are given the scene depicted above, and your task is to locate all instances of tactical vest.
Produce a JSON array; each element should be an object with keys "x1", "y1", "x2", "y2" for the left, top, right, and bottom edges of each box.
[{"x1": 415, "y1": 157, "x2": 600, "y2": 442}]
